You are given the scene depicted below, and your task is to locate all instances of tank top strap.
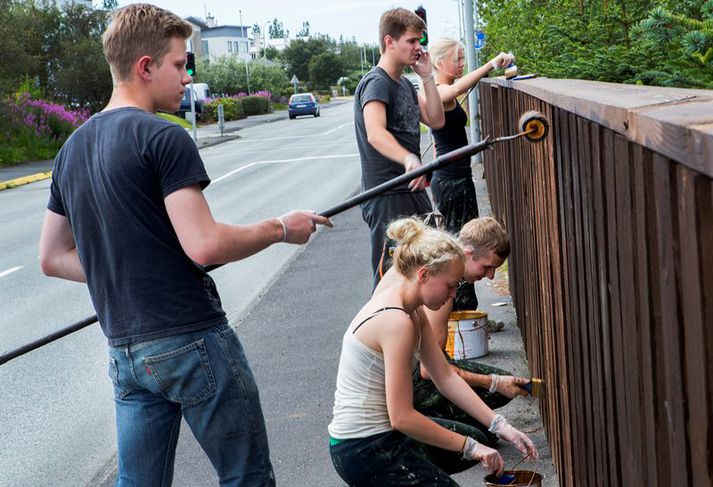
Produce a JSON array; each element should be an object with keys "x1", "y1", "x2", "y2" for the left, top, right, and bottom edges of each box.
[{"x1": 352, "y1": 306, "x2": 406, "y2": 334}]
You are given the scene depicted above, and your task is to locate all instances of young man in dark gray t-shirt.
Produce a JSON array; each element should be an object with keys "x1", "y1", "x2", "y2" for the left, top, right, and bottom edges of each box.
[
  {"x1": 38, "y1": 5, "x2": 331, "y2": 485},
  {"x1": 354, "y1": 8, "x2": 445, "y2": 288}
]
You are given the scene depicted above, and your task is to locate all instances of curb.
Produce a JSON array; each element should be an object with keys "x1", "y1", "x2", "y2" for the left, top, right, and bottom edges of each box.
[{"x1": 0, "y1": 171, "x2": 52, "y2": 191}]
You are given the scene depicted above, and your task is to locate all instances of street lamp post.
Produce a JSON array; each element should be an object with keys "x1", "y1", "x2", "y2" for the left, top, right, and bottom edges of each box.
[{"x1": 239, "y1": 9, "x2": 250, "y2": 94}]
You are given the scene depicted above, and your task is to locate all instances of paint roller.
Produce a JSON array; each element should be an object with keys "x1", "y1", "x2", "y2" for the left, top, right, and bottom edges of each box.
[{"x1": 317, "y1": 110, "x2": 550, "y2": 219}]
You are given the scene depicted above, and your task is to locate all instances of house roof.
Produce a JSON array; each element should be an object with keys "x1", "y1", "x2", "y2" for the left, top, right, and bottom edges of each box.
[
  {"x1": 185, "y1": 16, "x2": 210, "y2": 30},
  {"x1": 202, "y1": 25, "x2": 249, "y2": 38}
]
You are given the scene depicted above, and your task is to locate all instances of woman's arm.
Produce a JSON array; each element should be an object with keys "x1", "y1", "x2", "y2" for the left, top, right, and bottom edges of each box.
[
  {"x1": 417, "y1": 312, "x2": 495, "y2": 426},
  {"x1": 437, "y1": 52, "x2": 514, "y2": 105},
  {"x1": 380, "y1": 314, "x2": 466, "y2": 452}
]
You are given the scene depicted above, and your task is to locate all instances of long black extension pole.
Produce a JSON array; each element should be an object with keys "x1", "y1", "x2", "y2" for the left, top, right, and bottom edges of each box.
[{"x1": 1, "y1": 139, "x2": 498, "y2": 366}]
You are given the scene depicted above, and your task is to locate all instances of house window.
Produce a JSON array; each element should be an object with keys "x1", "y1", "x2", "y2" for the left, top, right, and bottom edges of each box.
[
  {"x1": 202, "y1": 41, "x2": 209, "y2": 58},
  {"x1": 234, "y1": 41, "x2": 240, "y2": 52},
  {"x1": 239, "y1": 42, "x2": 248, "y2": 53},
  {"x1": 227, "y1": 41, "x2": 233, "y2": 53}
]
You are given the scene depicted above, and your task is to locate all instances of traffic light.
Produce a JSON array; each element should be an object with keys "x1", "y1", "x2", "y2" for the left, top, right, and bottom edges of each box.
[
  {"x1": 186, "y1": 52, "x2": 196, "y2": 77},
  {"x1": 414, "y1": 6, "x2": 428, "y2": 46}
]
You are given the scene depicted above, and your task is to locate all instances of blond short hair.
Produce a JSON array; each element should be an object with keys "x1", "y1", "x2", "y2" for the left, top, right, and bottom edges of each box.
[
  {"x1": 459, "y1": 217, "x2": 510, "y2": 259},
  {"x1": 378, "y1": 8, "x2": 425, "y2": 53},
  {"x1": 102, "y1": 3, "x2": 192, "y2": 82},
  {"x1": 430, "y1": 38, "x2": 462, "y2": 72},
  {"x1": 387, "y1": 218, "x2": 464, "y2": 276}
]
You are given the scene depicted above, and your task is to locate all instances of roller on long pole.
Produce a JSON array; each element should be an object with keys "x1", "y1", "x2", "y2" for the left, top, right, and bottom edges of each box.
[{"x1": 1, "y1": 111, "x2": 549, "y2": 366}]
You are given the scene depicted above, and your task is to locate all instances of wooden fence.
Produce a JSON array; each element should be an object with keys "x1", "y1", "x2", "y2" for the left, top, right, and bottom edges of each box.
[{"x1": 478, "y1": 78, "x2": 713, "y2": 486}]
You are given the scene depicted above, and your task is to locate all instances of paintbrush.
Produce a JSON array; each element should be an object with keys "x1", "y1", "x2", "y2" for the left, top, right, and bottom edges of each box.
[{"x1": 518, "y1": 378, "x2": 545, "y2": 398}]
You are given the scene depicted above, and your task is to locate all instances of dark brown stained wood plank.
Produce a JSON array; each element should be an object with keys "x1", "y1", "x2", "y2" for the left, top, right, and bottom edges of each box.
[
  {"x1": 567, "y1": 112, "x2": 589, "y2": 486},
  {"x1": 558, "y1": 108, "x2": 579, "y2": 485},
  {"x1": 588, "y1": 121, "x2": 611, "y2": 487},
  {"x1": 539, "y1": 101, "x2": 563, "y2": 474},
  {"x1": 651, "y1": 154, "x2": 689, "y2": 483},
  {"x1": 676, "y1": 166, "x2": 711, "y2": 486},
  {"x1": 541, "y1": 103, "x2": 565, "y2": 479},
  {"x1": 613, "y1": 134, "x2": 642, "y2": 483},
  {"x1": 601, "y1": 128, "x2": 623, "y2": 484},
  {"x1": 577, "y1": 116, "x2": 602, "y2": 487},
  {"x1": 701, "y1": 180, "x2": 713, "y2": 487},
  {"x1": 631, "y1": 145, "x2": 658, "y2": 486},
  {"x1": 551, "y1": 106, "x2": 573, "y2": 485}
]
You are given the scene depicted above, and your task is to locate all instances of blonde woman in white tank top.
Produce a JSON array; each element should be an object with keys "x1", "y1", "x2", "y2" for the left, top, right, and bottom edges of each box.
[{"x1": 328, "y1": 218, "x2": 537, "y2": 486}]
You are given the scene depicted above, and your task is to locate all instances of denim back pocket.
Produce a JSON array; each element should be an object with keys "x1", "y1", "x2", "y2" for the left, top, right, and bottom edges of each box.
[
  {"x1": 107, "y1": 356, "x2": 131, "y2": 400},
  {"x1": 144, "y1": 338, "x2": 216, "y2": 405}
]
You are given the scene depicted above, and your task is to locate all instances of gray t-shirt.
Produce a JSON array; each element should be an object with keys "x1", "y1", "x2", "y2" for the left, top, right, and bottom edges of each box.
[
  {"x1": 354, "y1": 67, "x2": 421, "y2": 193},
  {"x1": 48, "y1": 107, "x2": 226, "y2": 346}
]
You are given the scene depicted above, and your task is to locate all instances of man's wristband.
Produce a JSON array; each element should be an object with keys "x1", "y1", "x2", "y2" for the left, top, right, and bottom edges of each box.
[
  {"x1": 489, "y1": 373, "x2": 499, "y2": 393},
  {"x1": 420, "y1": 74, "x2": 434, "y2": 83},
  {"x1": 276, "y1": 217, "x2": 287, "y2": 242}
]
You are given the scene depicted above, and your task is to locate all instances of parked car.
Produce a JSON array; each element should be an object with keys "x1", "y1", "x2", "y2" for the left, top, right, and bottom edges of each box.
[
  {"x1": 288, "y1": 93, "x2": 320, "y2": 119},
  {"x1": 178, "y1": 89, "x2": 203, "y2": 118}
]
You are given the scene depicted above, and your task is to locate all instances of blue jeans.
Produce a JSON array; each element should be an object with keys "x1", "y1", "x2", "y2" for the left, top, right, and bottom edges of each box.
[{"x1": 108, "y1": 322, "x2": 275, "y2": 487}]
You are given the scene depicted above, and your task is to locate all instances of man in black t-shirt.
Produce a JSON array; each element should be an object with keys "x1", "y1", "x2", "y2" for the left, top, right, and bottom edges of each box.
[
  {"x1": 38, "y1": 4, "x2": 331, "y2": 485},
  {"x1": 354, "y1": 8, "x2": 445, "y2": 288}
]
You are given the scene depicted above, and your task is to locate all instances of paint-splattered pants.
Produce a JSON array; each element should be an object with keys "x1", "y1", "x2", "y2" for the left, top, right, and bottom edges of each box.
[
  {"x1": 330, "y1": 422, "x2": 483, "y2": 486},
  {"x1": 413, "y1": 357, "x2": 514, "y2": 447}
]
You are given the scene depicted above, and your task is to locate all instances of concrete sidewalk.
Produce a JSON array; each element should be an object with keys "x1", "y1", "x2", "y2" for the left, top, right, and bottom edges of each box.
[{"x1": 0, "y1": 99, "x2": 350, "y2": 191}]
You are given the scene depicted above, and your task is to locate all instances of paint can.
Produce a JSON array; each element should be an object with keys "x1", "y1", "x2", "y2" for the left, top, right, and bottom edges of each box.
[
  {"x1": 484, "y1": 470, "x2": 543, "y2": 486},
  {"x1": 445, "y1": 310, "x2": 488, "y2": 359}
]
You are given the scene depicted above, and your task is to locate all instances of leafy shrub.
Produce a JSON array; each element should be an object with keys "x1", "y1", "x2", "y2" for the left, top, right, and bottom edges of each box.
[
  {"x1": 0, "y1": 93, "x2": 88, "y2": 164},
  {"x1": 240, "y1": 95, "x2": 269, "y2": 116},
  {"x1": 203, "y1": 97, "x2": 246, "y2": 123}
]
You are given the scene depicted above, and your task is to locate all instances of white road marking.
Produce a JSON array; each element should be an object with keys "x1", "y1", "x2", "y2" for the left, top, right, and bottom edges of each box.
[
  {"x1": 211, "y1": 154, "x2": 358, "y2": 185},
  {"x1": 0, "y1": 266, "x2": 23, "y2": 279},
  {"x1": 322, "y1": 122, "x2": 353, "y2": 136}
]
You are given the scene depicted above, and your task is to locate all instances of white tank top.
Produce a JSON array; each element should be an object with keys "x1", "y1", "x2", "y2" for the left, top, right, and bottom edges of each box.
[{"x1": 328, "y1": 307, "x2": 421, "y2": 440}]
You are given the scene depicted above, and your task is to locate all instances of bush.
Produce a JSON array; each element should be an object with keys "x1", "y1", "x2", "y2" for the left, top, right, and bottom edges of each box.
[
  {"x1": 0, "y1": 93, "x2": 88, "y2": 165},
  {"x1": 203, "y1": 97, "x2": 246, "y2": 123},
  {"x1": 319, "y1": 94, "x2": 331, "y2": 103},
  {"x1": 241, "y1": 95, "x2": 270, "y2": 116}
]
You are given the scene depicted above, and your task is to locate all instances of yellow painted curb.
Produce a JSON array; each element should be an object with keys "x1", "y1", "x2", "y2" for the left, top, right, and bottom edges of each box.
[{"x1": 0, "y1": 171, "x2": 52, "y2": 191}]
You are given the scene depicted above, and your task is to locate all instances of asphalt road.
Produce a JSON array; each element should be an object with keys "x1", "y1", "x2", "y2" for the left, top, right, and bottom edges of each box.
[{"x1": 0, "y1": 102, "x2": 362, "y2": 487}]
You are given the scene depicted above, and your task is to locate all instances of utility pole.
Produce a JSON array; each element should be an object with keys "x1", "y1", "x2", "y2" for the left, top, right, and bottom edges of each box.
[
  {"x1": 463, "y1": 0, "x2": 482, "y2": 162},
  {"x1": 239, "y1": 9, "x2": 250, "y2": 94}
]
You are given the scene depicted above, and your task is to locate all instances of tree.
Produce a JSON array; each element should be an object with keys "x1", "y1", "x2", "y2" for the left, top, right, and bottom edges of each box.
[
  {"x1": 479, "y1": 0, "x2": 712, "y2": 89},
  {"x1": 282, "y1": 37, "x2": 332, "y2": 83},
  {"x1": 268, "y1": 18, "x2": 286, "y2": 39},
  {"x1": 309, "y1": 52, "x2": 344, "y2": 90},
  {"x1": 297, "y1": 21, "x2": 310, "y2": 37}
]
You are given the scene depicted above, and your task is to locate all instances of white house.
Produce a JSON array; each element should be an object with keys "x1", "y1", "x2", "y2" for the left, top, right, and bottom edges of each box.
[{"x1": 185, "y1": 16, "x2": 251, "y2": 62}]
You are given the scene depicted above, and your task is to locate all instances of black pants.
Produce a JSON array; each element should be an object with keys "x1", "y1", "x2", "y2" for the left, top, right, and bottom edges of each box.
[
  {"x1": 361, "y1": 191, "x2": 432, "y2": 289},
  {"x1": 330, "y1": 421, "x2": 485, "y2": 487},
  {"x1": 413, "y1": 357, "x2": 514, "y2": 446},
  {"x1": 430, "y1": 175, "x2": 480, "y2": 310}
]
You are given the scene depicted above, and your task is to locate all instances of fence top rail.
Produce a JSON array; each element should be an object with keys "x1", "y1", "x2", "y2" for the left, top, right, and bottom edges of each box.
[{"x1": 483, "y1": 77, "x2": 713, "y2": 178}]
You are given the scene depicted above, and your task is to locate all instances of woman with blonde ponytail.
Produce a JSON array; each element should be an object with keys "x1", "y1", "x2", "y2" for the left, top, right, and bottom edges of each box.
[
  {"x1": 428, "y1": 38, "x2": 514, "y2": 311},
  {"x1": 328, "y1": 218, "x2": 536, "y2": 485}
]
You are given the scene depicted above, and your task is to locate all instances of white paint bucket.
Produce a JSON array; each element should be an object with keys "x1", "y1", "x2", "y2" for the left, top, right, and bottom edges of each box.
[{"x1": 445, "y1": 310, "x2": 489, "y2": 359}]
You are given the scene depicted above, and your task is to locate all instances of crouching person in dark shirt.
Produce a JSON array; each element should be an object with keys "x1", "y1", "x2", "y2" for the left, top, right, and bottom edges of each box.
[{"x1": 39, "y1": 4, "x2": 331, "y2": 486}]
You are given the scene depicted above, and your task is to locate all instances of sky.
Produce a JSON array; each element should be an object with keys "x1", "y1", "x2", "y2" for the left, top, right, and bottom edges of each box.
[{"x1": 113, "y1": 1, "x2": 464, "y2": 45}]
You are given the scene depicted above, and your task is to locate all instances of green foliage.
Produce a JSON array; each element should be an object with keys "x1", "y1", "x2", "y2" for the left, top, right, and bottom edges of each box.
[
  {"x1": 309, "y1": 52, "x2": 344, "y2": 90},
  {"x1": 199, "y1": 57, "x2": 291, "y2": 97},
  {"x1": 0, "y1": 0, "x2": 113, "y2": 110},
  {"x1": 268, "y1": 18, "x2": 287, "y2": 39},
  {"x1": 282, "y1": 37, "x2": 334, "y2": 83},
  {"x1": 240, "y1": 95, "x2": 270, "y2": 116},
  {"x1": 480, "y1": 0, "x2": 713, "y2": 89},
  {"x1": 203, "y1": 97, "x2": 246, "y2": 123}
]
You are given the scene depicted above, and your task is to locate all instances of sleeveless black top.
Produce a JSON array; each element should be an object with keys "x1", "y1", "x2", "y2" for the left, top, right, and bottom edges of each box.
[{"x1": 431, "y1": 103, "x2": 472, "y2": 179}]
